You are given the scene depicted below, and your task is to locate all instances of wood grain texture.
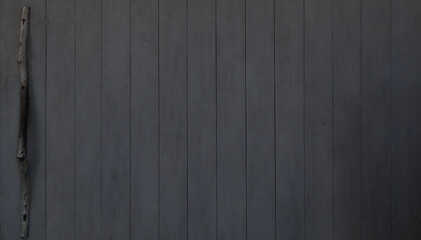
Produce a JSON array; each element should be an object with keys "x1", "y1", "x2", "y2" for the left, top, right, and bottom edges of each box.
[
  {"x1": 216, "y1": 0, "x2": 247, "y2": 239},
  {"x1": 26, "y1": 0, "x2": 47, "y2": 238},
  {"x1": 332, "y1": 0, "x2": 362, "y2": 239},
  {"x1": 246, "y1": 0, "x2": 275, "y2": 239},
  {"x1": 46, "y1": 0, "x2": 76, "y2": 239},
  {"x1": 187, "y1": 0, "x2": 217, "y2": 239},
  {"x1": 159, "y1": 0, "x2": 188, "y2": 239},
  {"x1": 130, "y1": 0, "x2": 159, "y2": 239},
  {"x1": 0, "y1": 2, "x2": 22, "y2": 239},
  {"x1": 75, "y1": 0, "x2": 101, "y2": 239},
  {"x1": 304, "y1": 0, "x2": 333, "y2": 239},
  {"x1": 275, "y1": 0, "x2": 305, "y2": 239},
  {"x1": 17, "y1": 6, "x2": 31, "y2": 238},
  {"x1": 362, "y1": 0, "x2": 391, "y2": 239},
  {"x1": 101, "y1": 0, "x2": 131, "y2": 238},
  {"x1": 391, "y1": 0, "x2": 421, "y2": 239}
]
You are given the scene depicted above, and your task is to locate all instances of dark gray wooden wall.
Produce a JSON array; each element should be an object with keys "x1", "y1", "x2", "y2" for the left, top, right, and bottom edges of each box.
[{"x1": 0, "y1": 0, "x2": 420, "y2": 239}]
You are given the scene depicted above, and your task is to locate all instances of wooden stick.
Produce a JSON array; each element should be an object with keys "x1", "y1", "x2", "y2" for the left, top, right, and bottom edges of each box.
[{"x1": 17, "y1": 6, "x2": 30, "y2": 239}]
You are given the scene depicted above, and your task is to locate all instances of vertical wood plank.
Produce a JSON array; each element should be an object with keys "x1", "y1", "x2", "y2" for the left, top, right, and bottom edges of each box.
[
  {"x1": 187, "y1": 0, "x2": 217, "y2": 239},
  {"x1": 26, "y1": 0, "x2": 47, "y2": 238},
  {"x1": 216, "y1": 0, "x2": 246, "y2": 239},
  {"x1": 159, "y1": 0, "x2": 188, "y2": 239},
  {"x1": 46, "y1": 0, "x2": 76, "y2": 238},
  {"x1": 304, "y1": 0, "x2": 333, "y2": 239},
  {"x1": 361, "y1": 0, "x2": 391, "y2": 239},
  {"x1": 130, "y1": 0, "x2": 159, "y2": 239},
  {"x1": 391, "y1": 0, "x2": 421, "y2": 239},
  {"x1": 0, "y1": 2, "x2": 21, "y2": 239},
  {"x1": 275, "y1": 0, "x2": 305, "y2": 238},
  {"x1": 75, "y1": 0, "x2": 102, "y2": 239},
  {"x1": 101, "y1": 0, "x2": 131, "y2": 238},
  {"x1": 246, "y1": 0, "x2": 275, "y2": 238},
  {"x1": 332, "y1": 0, "x2": 362, "y2": 239}
]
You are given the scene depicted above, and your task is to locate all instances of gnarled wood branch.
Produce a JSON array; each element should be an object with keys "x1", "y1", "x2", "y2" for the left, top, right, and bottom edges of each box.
[{"x1": 17, "y1": 6, "x2": 30, "y2": 239}]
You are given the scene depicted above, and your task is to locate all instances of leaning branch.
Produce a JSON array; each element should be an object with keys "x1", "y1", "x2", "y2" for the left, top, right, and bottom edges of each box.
[{"x1": 17, "y1": 6, "x2": 31, "y2": 239}]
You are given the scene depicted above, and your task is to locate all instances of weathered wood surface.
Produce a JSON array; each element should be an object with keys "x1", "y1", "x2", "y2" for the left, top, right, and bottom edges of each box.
[
  {"x1": 216, "y1": 0, "x2": 246, "y2": 239},
  {"x1": 305, "y1": 0, "x2": 334, "y2": 239},
  {"x1": 1, "y1": 2, "x2": 23, "y2": 240},
  {"x1": 187, "y1": 0, "x2": 217, "y2": 239},
  {"x1": 362, "y1": 0, "x2": 391, "y2": 239},
  {"x1": 46, "y1": 0, "x2": 75, "y2": 239},
  {"x1": 391, "y1": 1, "x2": 421, "y2": 239},
  {"x1": 25, "y1": 0, "x2": 47, "y2": 239},
  {"x1": 275, "y1": 0, "x2": 305, "y2": 238},
  {"x1": 131, "y1": 0, "x2": 159, "y2": 239},
  {"x1": 246, "y1": 0, "x2": 275, "y2": 239},
  {"x1": 75, "y1": 0, "x2": 101, "y2": 239},
  {"x1": 101, "y1": 0, "x2": 131, "y2": 238},
  {"x1": 159, "y1": 0, "x2": 188, "y2": 239},
  {"x1": 0, "y1": 1, "x2": 419, "y2": 239},
  {"x1": 16, "y1": 6, "x2": 31, "y2": 239},
  {"x1": 333, "y1": 0, "x2": 362, "y2": 239}
]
